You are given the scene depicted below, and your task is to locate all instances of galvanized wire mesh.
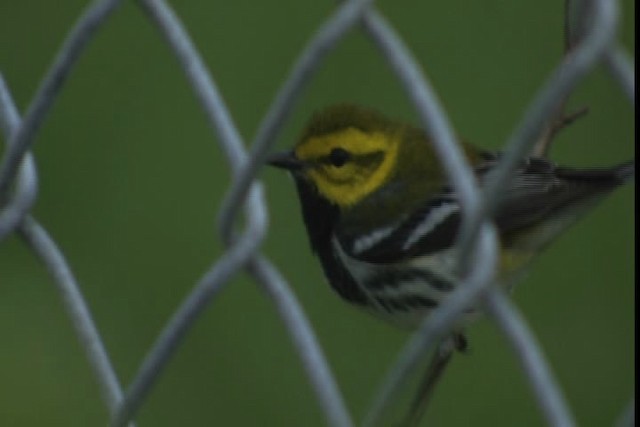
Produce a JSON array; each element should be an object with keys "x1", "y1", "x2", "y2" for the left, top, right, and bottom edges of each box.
[{"x1": 0, "y1": 0, "x2": 634, "y2": 426}]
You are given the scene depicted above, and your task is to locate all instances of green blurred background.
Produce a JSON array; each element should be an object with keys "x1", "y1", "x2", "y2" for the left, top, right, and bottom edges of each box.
[{"x1": 0, "y1": 1, "x2": 634, "y2": 426}]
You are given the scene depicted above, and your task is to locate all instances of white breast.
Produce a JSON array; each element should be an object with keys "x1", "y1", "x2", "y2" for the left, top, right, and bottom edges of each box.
[{"x1": 331, "y1": 237, "x2": 472, "y2": 328}]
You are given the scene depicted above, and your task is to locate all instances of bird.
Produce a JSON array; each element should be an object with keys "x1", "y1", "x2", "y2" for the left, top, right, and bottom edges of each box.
[
  {"x1": 268, "y1": 103, "x2": 633, "y2": 326},
  {"x1": 266, "y1": 103, "x2": 633, "y2": 423}
]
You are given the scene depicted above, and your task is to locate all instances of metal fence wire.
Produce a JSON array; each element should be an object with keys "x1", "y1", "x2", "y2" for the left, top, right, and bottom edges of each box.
[{"x1": 0, "y1": 0, "x2": 634, "y2": 426}]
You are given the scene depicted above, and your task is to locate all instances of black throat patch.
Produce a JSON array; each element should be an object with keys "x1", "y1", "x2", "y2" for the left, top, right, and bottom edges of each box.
[{"x1": 293, "y1": 177, "x2": 368, "y2": 305}]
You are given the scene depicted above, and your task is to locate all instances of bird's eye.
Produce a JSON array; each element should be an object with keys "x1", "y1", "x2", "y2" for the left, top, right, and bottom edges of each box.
[{"x1": 328, "y1": 148, "x2": 351, "y2": 167}]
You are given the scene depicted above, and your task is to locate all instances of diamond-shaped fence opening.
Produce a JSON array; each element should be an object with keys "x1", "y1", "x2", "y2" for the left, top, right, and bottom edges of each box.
[{"x1": 0, "y1": 1, "x2": 634, "y2": 426}]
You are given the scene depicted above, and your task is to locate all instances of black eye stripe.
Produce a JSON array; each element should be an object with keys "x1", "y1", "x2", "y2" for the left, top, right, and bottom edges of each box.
[
  {"x1": 328, "y1": 148, "x2": 351, "y2": 167},
  {"x1": 318, "y1": 150, "x2": 385, "y2": 169}
]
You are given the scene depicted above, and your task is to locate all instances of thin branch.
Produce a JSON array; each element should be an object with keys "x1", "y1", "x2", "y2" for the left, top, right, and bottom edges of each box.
[
  {"x1": 455, "y1": 0, "x2": 618, "y2": 267},
  {"x1": 0, "y1": 0, "x2": 631, "y2": 426},
  {"x1": 0, "y1": 0, "x2": 122, "y2": 200},
  {"x1": 362, "y1": 225, "x2": 498, "y2": 427},
  {"x1": 564, "y1": 0, "x2": 596, "y2": 52},
  {"x1": 530, "y1": 104, "x2": 590, "y2": 158},
  {"x1": 532, "y1": 0, "x2": 594, "y2": 158},
  {"x1": 400, "y1": 336, "x2": 457, "y2": 427},
  {"x1": 532, "y1": 105, "x2": 590, "y2": 158},
  {"x1": 448, "y1": 1, "x2": 619, "y2": 424},
  {"x1": 550, "y1": 105, "x2": 590, "y2": 137},
  {"x1": 358, "y1": 8, "x2": 499, "y2": 425}
]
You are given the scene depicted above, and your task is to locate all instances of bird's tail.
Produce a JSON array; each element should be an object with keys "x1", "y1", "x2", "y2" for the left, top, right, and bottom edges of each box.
[
  {"x1": 614, "y1": 160, "x2": 635, "y2": 183},
  {"x1": 556, "y1": 160, "x2": 635, "y2": 186}
]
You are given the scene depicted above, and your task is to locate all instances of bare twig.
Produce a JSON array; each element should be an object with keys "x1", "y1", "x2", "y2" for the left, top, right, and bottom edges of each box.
[
  {"x1": 362, "y1": 225, "x2": 498, "y2": 427},
  {"x1": 400, "y1": 336, "x2": 458, "y2": 427},
  {"x1": 363, "y1": 0, "x2": 619, "y2": 424},
  {"x1": 532, "y1": 105, "x2": 590, "y2": 158},
  {"x1": 532, "y1": 0, "x2": 606, "y2": 158},
  {"x1": 550, "y1": 105, "x2": 590, "y2": 138},
  {"x1": 0, "y1": 0, "x2": 632, "y2": 426},
  {"x1": 359, "y1": 9, "x2": 498, "y2": 425},
  {"x1": 456, "y1": 0, "x2": 618, "y2": 266}
]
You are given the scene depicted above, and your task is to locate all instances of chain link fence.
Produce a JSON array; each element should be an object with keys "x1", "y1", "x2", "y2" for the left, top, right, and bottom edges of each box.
[{"x1": 0, "y1": 0, "x2": 633, "y2": 426}]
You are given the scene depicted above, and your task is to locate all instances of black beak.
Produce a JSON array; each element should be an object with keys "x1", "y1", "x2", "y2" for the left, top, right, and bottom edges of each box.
[{"x1": 266, "y1": 150, "x2": 305, "y2": 171}]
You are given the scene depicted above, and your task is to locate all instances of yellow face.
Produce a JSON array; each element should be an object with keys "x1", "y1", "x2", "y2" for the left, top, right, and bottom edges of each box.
[{"x1": 294, "y1": 127, "x2": 400, "y2": 208}]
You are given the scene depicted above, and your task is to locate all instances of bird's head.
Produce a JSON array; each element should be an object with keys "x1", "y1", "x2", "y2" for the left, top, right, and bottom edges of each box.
[{"x1": 268, "y1": 104, "x2": 443, "y2": 209}]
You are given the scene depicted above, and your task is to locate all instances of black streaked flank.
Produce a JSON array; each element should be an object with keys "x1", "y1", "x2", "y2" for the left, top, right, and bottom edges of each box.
[
  {"x1": 374, "y1": 295, "x2": 439, "y2": 313},
  {"x1": 364, "y1": 267, "x2": 454, "y2": 292}
]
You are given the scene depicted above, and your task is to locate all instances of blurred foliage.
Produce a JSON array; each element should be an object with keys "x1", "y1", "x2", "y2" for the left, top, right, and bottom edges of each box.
[{"x1": 0, "y1": 0, "x2": 634, "y2": 426}]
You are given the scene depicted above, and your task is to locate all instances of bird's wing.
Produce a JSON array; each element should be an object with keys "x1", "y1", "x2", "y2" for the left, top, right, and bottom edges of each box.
[
  {"x1": 338, "y1": 191, "x2": 461, "y2": 263},
  {"x1": 341, "y1": 154, "x2": 622, "y2": 264}
]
